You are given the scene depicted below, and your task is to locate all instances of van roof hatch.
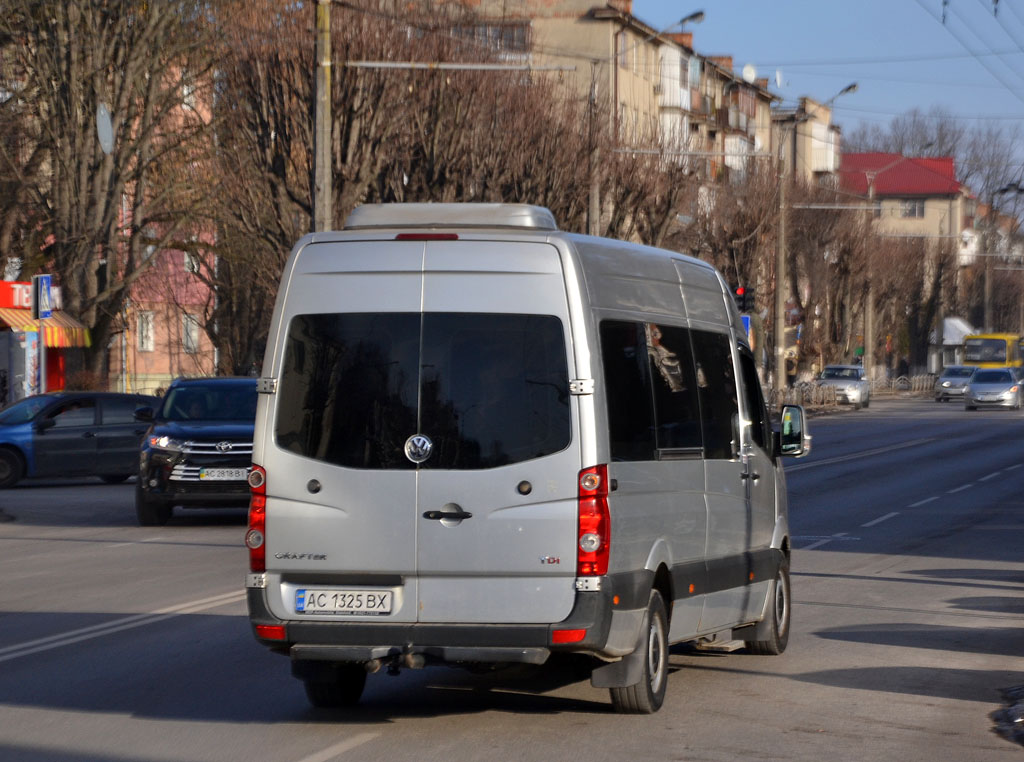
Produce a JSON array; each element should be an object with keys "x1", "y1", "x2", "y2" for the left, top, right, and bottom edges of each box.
[{"x1": 344, "y1": 203, "x2": 558, "y2": 231}]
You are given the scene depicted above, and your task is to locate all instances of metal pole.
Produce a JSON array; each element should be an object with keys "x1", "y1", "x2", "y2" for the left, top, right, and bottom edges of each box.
[
  {"x1": 865, "y1": 179, "x2": 875, "y2": 381},
  {"x1": 313, "y1": 0, "x2": 332, "y2": 232},
  {"x1": 775, "y1": 155, "x2": 787, "y2": 395}
]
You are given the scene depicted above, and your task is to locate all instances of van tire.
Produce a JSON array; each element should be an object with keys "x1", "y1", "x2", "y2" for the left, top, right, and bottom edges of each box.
[
  {"x1": 745, "y1": 558, "x2": 791, "y2": 656},
  {"x1": 303, "y1": 664, "x2": 367, "y2": 708},
  {"x1": 609, "y1": 590, "x2": 669, "y2": 714},
  {"x1": 135, "y1": 484, "x2": 172, "y2": 526}
]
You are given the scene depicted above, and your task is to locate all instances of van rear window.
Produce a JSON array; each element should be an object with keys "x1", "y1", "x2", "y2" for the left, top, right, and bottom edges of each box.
[{"x1": 275, "y1": 313, "x2": 570, "y2": 470}]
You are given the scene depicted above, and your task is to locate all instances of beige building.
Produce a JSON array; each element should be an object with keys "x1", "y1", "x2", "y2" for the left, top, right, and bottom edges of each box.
[{"x1": 774, "y1": 96, "x2": 845, "y2": 186}]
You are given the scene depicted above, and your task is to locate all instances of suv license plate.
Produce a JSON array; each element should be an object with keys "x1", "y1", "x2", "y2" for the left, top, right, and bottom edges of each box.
[
  {"x1": 296, "y1": 589, "x2": 393, "y2": 616},
  {"x1": 199, "y1": 468, "x2": 247, "y2": 481}
]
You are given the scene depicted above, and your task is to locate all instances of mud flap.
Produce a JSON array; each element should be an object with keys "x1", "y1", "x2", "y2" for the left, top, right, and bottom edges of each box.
[{"x1": 590, "y1": 606, "x2": 649, "y2": 689}]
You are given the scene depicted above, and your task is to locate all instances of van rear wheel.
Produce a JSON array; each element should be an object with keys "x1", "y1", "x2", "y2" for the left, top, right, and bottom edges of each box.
[
  {"x1": 609, "y1": 590, "x2": 669, "y2": 714},
  {"x1": 302, "y1": 664, "x2": 367, "y2": 708},
  {"x1": 745, "y1": 558, "x2": 791, "y2": 655}
]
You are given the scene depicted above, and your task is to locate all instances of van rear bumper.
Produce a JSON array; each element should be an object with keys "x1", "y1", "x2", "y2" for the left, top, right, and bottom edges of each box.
[{"x1": 247, "y1": 578, "x2": 626, "y2": 664}]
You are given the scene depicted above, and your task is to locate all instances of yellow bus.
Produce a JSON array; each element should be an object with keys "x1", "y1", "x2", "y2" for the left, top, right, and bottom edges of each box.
[{"x1": 963, "y1": 333, "x2": 1024, "y2": 368}]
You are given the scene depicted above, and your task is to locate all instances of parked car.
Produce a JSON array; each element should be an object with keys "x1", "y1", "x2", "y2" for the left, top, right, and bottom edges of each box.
[
  {"x1": 934, "y1": 365, "x2": 977, "y2": 402},
  {"x1": 135, "y1": 376, "x2": 258, "y2": 525},
  {"x1": 0, "y1": 391, "x2": 160, "y2": 488},
  {"x1": 817, "y1": 364, "x2": 871, "y2": 408},
  {"x1": 964, "y1": 367, "x2": 1022, "y2": 411}
]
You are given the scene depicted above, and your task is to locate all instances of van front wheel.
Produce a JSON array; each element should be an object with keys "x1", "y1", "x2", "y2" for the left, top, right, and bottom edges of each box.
[
  {"x1": 745, "y1": 559, "x2": 791, "y2": 655},
  {"x1": 609, "y1": 590, "x2": 669, "y2": 714}
]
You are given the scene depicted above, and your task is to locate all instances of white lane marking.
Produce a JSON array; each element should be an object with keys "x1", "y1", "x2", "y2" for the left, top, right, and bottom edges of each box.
[
  {"x1": 796, "y1": 533, "x2": 859, "y2": 551},
  {"x1": 947, "y1": 484, "x2": 973, "y2": 494},
  {"x1": 908, "y1": 496, "x2": 938, "y2": 508},
  {"x1": 785, "y1": 437, "x2": 934, "y2": 472},
  {"x1": 979, "y1": 472, "x2": 1002, "y2": 482},
  {"x1": 294, "y1": 733, "x2": 380, "y2": 762},
  {"x1": 0, "y1": 590, "x2": 245, "y2": 663},
  {"x1": 862, "y1": 512, "x2": 900, "y2": 528},
  {"x1": 1008, "y1": 464, "x2": 1023, "y2": 471}
]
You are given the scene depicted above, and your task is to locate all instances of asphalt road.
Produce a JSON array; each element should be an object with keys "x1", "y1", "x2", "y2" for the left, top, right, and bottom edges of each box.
[{"x1": 0, "y1": 398, "x2": 1021, "y2": 761}]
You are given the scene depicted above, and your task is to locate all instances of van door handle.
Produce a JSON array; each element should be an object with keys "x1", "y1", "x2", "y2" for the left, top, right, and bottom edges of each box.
[
  {"x1": 741, "y1": 472, "x2": 760, "y2": 481},
  {"x1": 423, "y1": 509, "x2": 473, "y2": 521}
]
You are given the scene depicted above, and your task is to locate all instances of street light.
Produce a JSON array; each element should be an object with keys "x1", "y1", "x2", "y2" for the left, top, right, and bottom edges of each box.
[{"x1": 775, "y1": 82, "x2": 857, "y2": 395}]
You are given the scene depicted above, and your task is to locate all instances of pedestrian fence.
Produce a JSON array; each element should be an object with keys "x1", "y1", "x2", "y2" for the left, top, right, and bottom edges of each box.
[{"x1": 768, "y1": 374, "x2": 935, "y2": 409}]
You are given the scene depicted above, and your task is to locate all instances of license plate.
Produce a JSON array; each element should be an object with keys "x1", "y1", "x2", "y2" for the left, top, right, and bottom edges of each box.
[
  {"x1": 199, "y1": 467, "x2": 247, "y2": 481},
  {"x1": 296, "y1": 589, "x2": 393, "y2": 616}
]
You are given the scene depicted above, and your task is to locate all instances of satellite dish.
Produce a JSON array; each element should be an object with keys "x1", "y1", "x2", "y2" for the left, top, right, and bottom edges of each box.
[
  {"x1": 742, "y1": 63, "x2": 757, "y2": 84},
  {"x1": 96, "y1": 103, "x2": 113, "y2": 155},
  {"x1": 775, "y1": 69, "x2": 784, "y2": 88}
]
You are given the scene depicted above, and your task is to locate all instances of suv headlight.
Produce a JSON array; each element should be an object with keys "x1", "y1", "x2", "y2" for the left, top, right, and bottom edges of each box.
[{"x1": 148, "y1": 435, "x2": 185, "y2": 452}]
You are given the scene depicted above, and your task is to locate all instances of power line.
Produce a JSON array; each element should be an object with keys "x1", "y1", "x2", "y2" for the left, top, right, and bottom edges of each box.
[{"x1": 914, "y1": 0, "x2": 1024, "y2": 109}]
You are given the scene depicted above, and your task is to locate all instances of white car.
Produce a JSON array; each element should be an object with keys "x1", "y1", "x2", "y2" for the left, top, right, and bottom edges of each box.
[{"x1": 818, "y1": 365, "x2": 871, "y2": 408}]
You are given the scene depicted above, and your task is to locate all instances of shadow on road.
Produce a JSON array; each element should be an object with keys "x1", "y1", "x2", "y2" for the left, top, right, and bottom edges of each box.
[
  {"x1": 0, "y1": 614, "x2": 610, "y2": 722},
  {"x1": 792, "y1": 666, "x2": 1024, "y2": 705},
  {"x1": 814, "y1": 621, "x2": 1024, "y2": 657}
]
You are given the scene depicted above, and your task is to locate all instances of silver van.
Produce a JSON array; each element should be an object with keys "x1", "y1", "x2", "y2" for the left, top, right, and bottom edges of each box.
[{"x1": 245, "y1": 204, "x2": 810, "y2": 714}]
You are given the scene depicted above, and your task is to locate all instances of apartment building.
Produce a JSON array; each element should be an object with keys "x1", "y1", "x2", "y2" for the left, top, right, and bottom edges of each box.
[{"x1": 774, "y1": 97, "x2": 845, "y2": 185}]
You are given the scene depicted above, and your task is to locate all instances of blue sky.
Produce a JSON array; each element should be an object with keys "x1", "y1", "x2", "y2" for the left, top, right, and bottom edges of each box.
[{"x1": 633, "y1": 0, "x2": 1024, "y2": 135}]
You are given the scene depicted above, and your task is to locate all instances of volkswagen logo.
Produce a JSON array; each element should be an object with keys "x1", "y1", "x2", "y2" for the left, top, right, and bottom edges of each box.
[
  {"x1": 215, "y1": 441, "x2": 233, "y2": 453},
  {"x1": 404, "y1": 434, "x2": 433, "y2": 464}
]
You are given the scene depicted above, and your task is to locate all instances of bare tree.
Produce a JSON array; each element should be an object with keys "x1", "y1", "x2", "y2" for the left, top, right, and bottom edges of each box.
[{"x1": 0, "y1": 0, "x2": 222, "y2": 378}]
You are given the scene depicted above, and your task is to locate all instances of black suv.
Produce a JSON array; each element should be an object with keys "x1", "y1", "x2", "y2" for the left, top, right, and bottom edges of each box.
[{"x1": 135, "y1": 376, "x2": 257, "y2": 525}]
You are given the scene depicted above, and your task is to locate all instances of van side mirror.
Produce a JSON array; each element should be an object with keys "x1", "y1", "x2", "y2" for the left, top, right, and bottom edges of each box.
[
  {"x1": 776, "y1": 404, "x2": 811, "y2": 458},
  {"x1": 134, "y1": 406, "x2": 155, "y2": 423}
]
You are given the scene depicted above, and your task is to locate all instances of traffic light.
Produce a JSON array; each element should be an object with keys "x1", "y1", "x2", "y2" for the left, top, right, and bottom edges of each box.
[{"x1": 734, "y1": 285, "x2": 754, "y2": 312}]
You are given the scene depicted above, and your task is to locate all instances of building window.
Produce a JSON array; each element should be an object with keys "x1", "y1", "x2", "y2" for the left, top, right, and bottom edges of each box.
[
  {"x1": 901, "y1": 199, "x2": 925, "y2": 218},
  {"x1": 184, "y1": 250, "x2": 200, "y2": 273},
  {"x1": 619, "y1": 33, "x2": 628, "y2": 69},
  {"x1": 138, "y1": 311, "x2": 155, "y2": 352},
  {"x1": 183, "y1": 313, "x2": 200, "y2": 354}
]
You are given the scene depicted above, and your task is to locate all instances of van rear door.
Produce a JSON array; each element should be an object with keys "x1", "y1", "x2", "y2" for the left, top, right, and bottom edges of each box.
[
  {"x1": 265, "y1": 238, "x2": 580, "y2": 626},
  {"x1": 414, "y1": 240, "x2": 580, "y2": 624}
]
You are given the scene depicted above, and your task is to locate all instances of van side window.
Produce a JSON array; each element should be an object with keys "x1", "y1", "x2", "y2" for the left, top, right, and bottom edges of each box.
[
  {"x1": 738, "y1": 350, "x2": 769, "y2": 450},
  {"x1": 690, "y1": 329, "x2": 739, "y2": 460},
  {"x1": 600, "y1": 321, "x2": 656, "y2": 461},
  {"x1": 645, "y1": 323, "x2": 702, "y2": 451}
]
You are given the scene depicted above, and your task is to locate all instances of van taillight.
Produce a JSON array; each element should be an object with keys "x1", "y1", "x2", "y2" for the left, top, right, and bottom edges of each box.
[
  {"x1": 577, "y1": 465, "x2": 610, "y2": 576},
  {"x1": 246, "y1": 465, "x2": 267, "y2": 573}
]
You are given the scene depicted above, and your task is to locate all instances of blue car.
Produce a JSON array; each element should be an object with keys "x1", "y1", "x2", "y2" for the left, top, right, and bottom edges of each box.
[{"x1": 0, "y1": 391, "x2": 160, "y2": 488}]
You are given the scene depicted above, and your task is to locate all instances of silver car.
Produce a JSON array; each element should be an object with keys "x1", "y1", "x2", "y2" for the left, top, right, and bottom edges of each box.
[
  {"x1": 818, "y1": 364, "x2": 871, "y2": 409},
  {"x1": 934, "y1": 365, "x2": 977, "y2": 402},
  {"x1": 964, "y1": 367, "x2": 1022, "y2": 410}
]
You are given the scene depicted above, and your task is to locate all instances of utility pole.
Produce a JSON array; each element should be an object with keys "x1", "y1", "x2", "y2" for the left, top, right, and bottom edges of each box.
[
  {"x1": 865, "y1": 178, "x2": 876, "y2": 380},
  {"x1": 775, "y1": 154, "x2": 788, "y2": 394},
  {"x1": 314, "y1": 0, "x2": 332, "y2": 233},
  {"x1": 588, "y1": 63, "x2": 600, "y2": 236}
]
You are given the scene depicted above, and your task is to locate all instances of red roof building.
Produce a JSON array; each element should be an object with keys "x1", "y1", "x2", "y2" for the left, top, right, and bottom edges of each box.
[
  {"x1": 839, "y1": 152, "x2": 962, "y2": 197},
  {"x1": 838, "y1": 152, "x2": 973, "y2": 245}
]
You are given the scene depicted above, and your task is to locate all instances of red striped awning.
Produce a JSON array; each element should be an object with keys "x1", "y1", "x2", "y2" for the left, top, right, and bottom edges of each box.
[{"x1": 0, "y1": 307, "x2": 91, "y2": 348}]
